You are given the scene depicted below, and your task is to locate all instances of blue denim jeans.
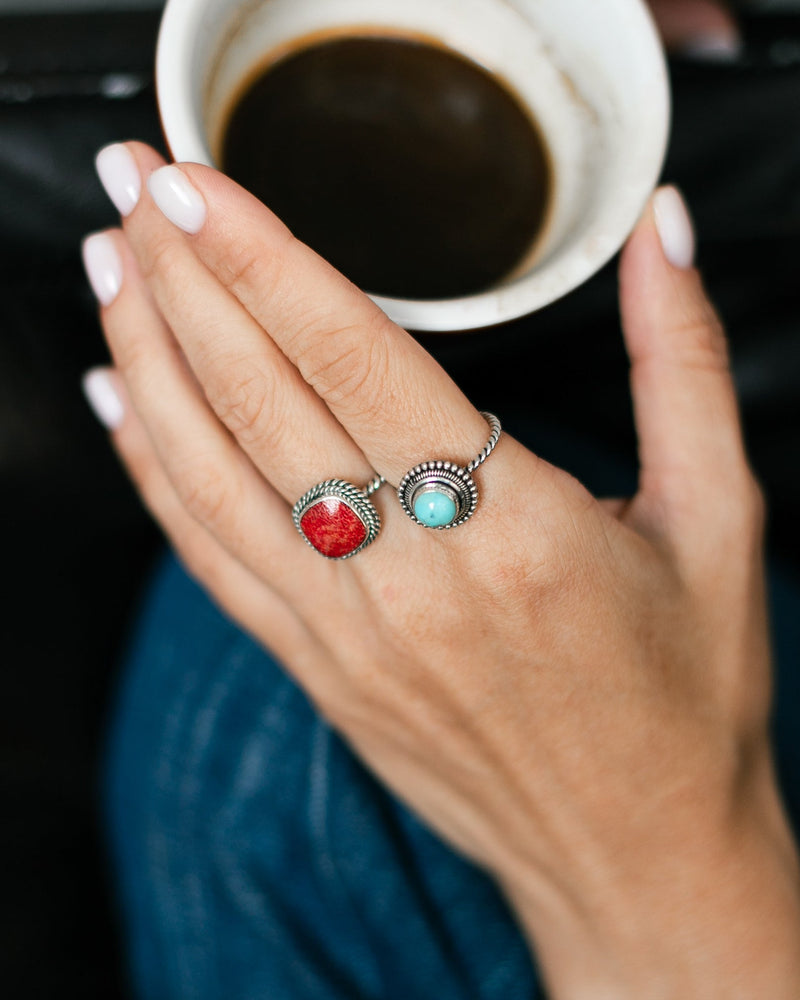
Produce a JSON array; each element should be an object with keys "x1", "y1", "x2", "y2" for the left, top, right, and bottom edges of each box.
[{"x1": 105, "y1": 552, "x2": 800, "y2": 1000}]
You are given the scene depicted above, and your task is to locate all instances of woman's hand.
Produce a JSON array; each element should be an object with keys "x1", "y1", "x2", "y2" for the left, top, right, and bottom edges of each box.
[{"x1": 84, "y1": 142, "x2": 800, "y2": 998}]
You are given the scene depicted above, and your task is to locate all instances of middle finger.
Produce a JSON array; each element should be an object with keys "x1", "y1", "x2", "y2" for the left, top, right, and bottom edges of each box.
[{"x1": 110, "y1": 142, "x2": 381, "y2": 508}]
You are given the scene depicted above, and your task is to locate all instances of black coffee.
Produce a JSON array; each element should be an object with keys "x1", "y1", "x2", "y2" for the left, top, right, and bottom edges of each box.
[{"x1": 221, "y1": 35, "x2": 552, "y2": 300}]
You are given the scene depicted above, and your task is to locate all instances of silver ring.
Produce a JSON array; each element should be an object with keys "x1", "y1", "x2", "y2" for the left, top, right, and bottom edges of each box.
[
  {"x1": 398, "y1": 413, "x2": 501, "y2": 529},
  {"x1": 293, "y1": 475, "x2": 385, "y2": 560}
]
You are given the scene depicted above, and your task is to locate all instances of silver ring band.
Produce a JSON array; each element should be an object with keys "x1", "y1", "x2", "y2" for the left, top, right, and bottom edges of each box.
[
  {"x1": 364, "y1": 474, "x2": 386, "y2": 498},
  {"x1": 466, "y1": 412, "x2": 502, "y2": 473}
]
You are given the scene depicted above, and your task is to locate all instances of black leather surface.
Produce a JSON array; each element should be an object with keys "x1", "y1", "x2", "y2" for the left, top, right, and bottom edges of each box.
[{"x1": 0, "y1": 8, "x2": 798, "y2": 997}]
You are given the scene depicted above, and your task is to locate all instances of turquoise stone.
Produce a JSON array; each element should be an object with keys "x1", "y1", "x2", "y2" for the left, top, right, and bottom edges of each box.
[{"x1": 414, "y1": 491, "x2": 457, "y2": 527}]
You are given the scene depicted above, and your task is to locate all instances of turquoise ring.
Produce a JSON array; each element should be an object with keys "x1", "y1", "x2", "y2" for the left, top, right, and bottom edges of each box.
[{"x1": 397, "y1": 413, "x2": 501, "y2": 530}]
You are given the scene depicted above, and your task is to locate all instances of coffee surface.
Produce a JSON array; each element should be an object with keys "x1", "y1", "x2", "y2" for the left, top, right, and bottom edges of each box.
[{"x1": 221, "y1": 36, "x2": 551, "y2": 300}]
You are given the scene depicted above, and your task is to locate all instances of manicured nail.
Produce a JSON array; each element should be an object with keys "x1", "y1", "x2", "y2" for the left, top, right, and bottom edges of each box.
[
  {"x1": 680, "y1": 32, "x2": 742, "y2": 63},
  {"x1": 82, "y1": 368, "x2": 124, "y2": 430},
  {"x1": 653, "y1": 186, "x2": 696, "y2": 270},
  {"x1": 147, "y1": 165, "x2": 207, "y2": 234},
  {"x1": 82, "y1": 232, "x2": 123, "y2": 305},
  {"x1": 95, "y1": 143, "x2": 141, "y2": 216}
]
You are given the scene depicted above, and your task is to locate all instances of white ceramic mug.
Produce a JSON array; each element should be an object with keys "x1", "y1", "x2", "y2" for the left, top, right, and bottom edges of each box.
[{"x1": 157, "y1": 0, "x2": 670, "y2": 332}]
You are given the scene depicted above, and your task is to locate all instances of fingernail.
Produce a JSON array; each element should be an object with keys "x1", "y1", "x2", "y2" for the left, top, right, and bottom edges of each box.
[
  {"x1": 147, "y1": 165, "x2": 207, "y2": 234},
  {"x1": 679, "y1": 32, "x2": 742, "y2": 63},
  {"x1": 653, "y1": 186, "x2": 696, "y2": 270},
  {"x1": 82, "y1": 368, "x2": 124, "y2": 430},
  {"x1": 95, "y1": 143, "x2": 141, "y2": 216},
  {"x1": 82, "y1": 231, "x2": 123, "y2": 305}
]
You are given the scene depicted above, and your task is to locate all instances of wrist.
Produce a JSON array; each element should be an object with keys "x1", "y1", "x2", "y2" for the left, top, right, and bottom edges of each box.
[{"x1": 499, "y1": 753, "x2": 800, "y2": 999}]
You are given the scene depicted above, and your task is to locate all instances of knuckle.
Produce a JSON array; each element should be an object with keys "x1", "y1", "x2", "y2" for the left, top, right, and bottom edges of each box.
[
  {"x1": 471, "y1": 478, "x2": 580, "y2": 604},
  {"x1": 173, "y1": 453, "x2": 235, "y2": 530},
  {"x1": 216, "y1": 232, "x2": 291, "y2": 308},
  {"x1": 297, "y1": 312, "x2": 391, "y2": 416},
  {"x1": 485, "y1": 542, "x2": 566, "y2": 610},
  {"x1": 672, "y1": 313, "x2": 731, "y2": 373},
  {"x1": 140, "y1": 233, "x2": 185, "y2": 286},
  {"x1": 205, "y1": 360, "x2": 275, "y2": 444},
  {"x1": 111, "y1": 326, "x2": 154, "y2": 379}
]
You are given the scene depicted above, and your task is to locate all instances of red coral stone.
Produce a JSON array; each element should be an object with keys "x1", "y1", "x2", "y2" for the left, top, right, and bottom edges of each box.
[{"x1": 299, "y1": 498, "x2": 368, "y2": 559}]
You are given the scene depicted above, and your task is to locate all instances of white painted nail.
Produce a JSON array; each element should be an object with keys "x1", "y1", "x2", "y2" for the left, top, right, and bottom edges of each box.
[
  {"x1": 95, "y1": 143, "x2": 141, "y2": 216},
  {"x1": 653, "y1": 186, "x2": 696, "y2": 270},
  {"x1": 147, "y1": 165, "x2": 207, "y2": 234},
  {"x1": 82, "y1": 368, "x2": 124, "y2": 430},
  {"x1": 82, "y1": 232, "x2": 123, "y2": 305},
  {"x1": 680, "y1": 33, "x2": 742, "y2": 63}
]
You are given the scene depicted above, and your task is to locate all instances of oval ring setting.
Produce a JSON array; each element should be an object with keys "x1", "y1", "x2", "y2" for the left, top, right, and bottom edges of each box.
[
  {"x1": 397, "y1": 412, "x2": 502, "y2": 530},
  {"x1": 398, "y1": 462, "x2": 478, "y2": 529}
]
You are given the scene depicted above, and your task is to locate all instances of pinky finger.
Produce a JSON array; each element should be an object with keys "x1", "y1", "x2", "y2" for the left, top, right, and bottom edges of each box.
[{"x1": 82, "y1": 367, "x2": 319, "y2": 671}]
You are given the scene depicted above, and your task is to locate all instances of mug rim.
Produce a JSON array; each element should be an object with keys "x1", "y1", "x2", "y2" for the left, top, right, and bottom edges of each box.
[{"x1": 157, "y1": 0, "x2": 671, "y2": 332}]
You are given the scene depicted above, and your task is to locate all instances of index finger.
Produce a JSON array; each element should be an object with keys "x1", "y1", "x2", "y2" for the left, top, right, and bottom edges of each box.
[{"x1": 143, "y1": 155, "x2": 513, "y2": 487}]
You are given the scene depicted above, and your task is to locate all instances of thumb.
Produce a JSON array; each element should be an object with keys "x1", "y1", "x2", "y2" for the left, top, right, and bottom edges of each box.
[{"x1": 619, "y1": 186, "x2": 758, "y2": 544}]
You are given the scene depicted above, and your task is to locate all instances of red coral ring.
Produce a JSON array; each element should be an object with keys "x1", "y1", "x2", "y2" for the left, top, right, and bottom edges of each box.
[{"x1": 292, "y1": 476, "x2": 384, "y2": 561}]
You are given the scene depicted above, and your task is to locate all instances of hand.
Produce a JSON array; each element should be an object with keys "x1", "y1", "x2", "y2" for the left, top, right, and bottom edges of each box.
[
  {"x1": 648, "y1": 0, "x2": 740, "y2": 54},
  {"x1": 83, "y1": 143, "x2": 800, "y2": 997}
]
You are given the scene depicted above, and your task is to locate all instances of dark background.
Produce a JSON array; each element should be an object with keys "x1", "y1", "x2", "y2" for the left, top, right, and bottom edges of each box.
[{"x1": 1, "y1": 5, "x2": 799, "y2": 997}]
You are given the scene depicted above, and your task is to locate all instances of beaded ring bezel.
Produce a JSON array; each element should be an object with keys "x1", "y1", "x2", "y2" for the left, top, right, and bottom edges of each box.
[
  {"x1": 397, "y1": 413, "x2": 501, "y2": 531},
  {"x1": 292, "y1": 479, "x2": 382, "y2": 560},
  {"x1": 398, "y1": 462, "x2": 478, "y2": 530}
]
